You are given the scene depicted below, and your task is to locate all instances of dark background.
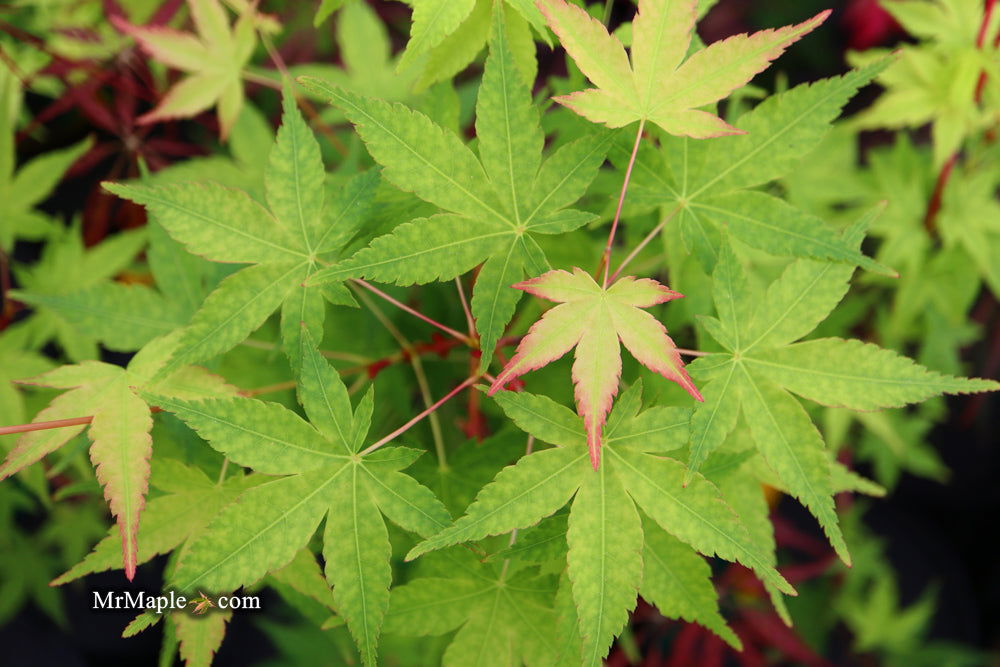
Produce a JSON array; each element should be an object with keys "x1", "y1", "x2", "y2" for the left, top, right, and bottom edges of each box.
[{"x1": 2, "y1": 0, "x2": 997, "y2": 665}]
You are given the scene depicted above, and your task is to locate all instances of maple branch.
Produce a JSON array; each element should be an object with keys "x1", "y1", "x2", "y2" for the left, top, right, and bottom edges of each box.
[
  {"x1": 360, "y1": 375, "x2": 481, "y2": 456},
  {"x1": 677, "y1": 348, "x2": 709, "y2": 357},
  {"x1": 609, "y1": 203, "x2": 683, "y2": 283},
  {"x1": 455, "y1": 277, "x2": 476, "y2": 338},
  {"x1": 351, "y1": 279, "x2": 474, "y2": 345},
  {"x1": 599, "y1": 118, "x2": 646, "y2": 287}
]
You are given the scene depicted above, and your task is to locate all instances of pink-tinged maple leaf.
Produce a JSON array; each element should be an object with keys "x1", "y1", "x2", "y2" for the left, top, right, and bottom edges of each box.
[
  {"x1": 112, "y1": 0, "x2": 265, "y2": 139},
  {"x1": 0, "y1": 335, "x2": 239, "y2": 580},
  {"x1": 488, "y1": 268, "x2": 702, "y2": 469},
  {"x1": 536, "y1": 0, "x2": 829, "y2": 137}
]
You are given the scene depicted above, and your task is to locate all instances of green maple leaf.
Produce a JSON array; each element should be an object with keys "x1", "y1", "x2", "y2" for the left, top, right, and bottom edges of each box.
[
  {"x1": 382, "y1": 547, "x2": 564, "y2": 665},
  {"x1": 0, "y1": 323, "x2": 53, "y2": 430},
  {"x1": 0, "y1": 333, "x2": 239, "y2": 579},
  {"x1": 487, "y1": 268, "x2": 702, "y2": 468},
  {"x1": 50, "y1": 458, "x2": 259, "y2": 585},
  {"x1": 106, "y1": 88, "x2": 378, "y2": 376},
  {"x1": 848, "y1": 0, "x2": 999, "y2": 169},
  {"x1": 684, "y1": 210, "x2": 1000, "y2": 565},
  {"x1": 0, "y1": 95, "x2": 91, "y2": 250},
  {"x1": 147, "y1": 331, "x2": 452, "y2": 667},
  {"x1": 11, "y1": 224, "x2": 147, "y2": 361},
  {"x1": 539, "y1": 0, "x2": 826, "y2": 137},
  {"x1": 407, "y1": 384, "x2": 792, "y2": 665},
  {"x1": 301, "y1": 5, "x2": 613, "y2": 368},
  {"x1": 293, "y1": 1, "x2": 419, "y2": 113},
  {"x1": 396, "y1": 0, "x2": 549, "y2": 90},
  {"x1": 13, "y1": 220, "x2": 206, "y2": 353},
  {"x1": 626, "y1": 61, "x2": 894, "y2": 275},
  {"x1": 115, "y1": 0, "x2": 262, "y2": 138}
]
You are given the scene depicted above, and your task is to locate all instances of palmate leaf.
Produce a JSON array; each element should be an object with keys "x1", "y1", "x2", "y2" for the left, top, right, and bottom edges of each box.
[
  {"x1": 539, "y1": 0, "x2": 826, "y2": 137},
  {"x1": 301, "y1": 4, "x2": 614, "y2": 368},
  {"x1": 627, "y1": 61, "x2": 895, "y2": 275},
  {"x1": 11, "y1": 224, "x2": 148, "y2": 361},
  {"x1": 408, "y1": 386, "x2": 787, "y2": 664},
  {"x1": 0, "y1": 333, "x2": 239, "y2": 580},
  {"x1": 114, "y1": 0, "x2": 262, "y2": 138},
  {"x1": 685, "y1": 213, "x2": 1000, "y2": 564},
  {"x1": 487, "y1": 268, "x2": 701, "y2": 468},
  {"x1": 382, "y1": 547, "x2": 562, "y2": 666},
  {"x1": 148, "y1": 333, "x2": 451, "y2": 667},
  {"x1": 11, "y1": 205, "x2": 213, "y2": 354},
  {"x1": 107, "y1": 88, "x2": 378, "y2": 376}
]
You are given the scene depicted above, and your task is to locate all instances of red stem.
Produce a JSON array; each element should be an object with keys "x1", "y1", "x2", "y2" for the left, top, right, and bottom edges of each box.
[
  {"x1": 352, "y1": 279, "x2": 473, "y2": 345},
  {"x1": 974, "y1": 0, "x2": 997, "y2": 103},
  {"x1": 0, "y1": 415, "x2": 94, "y2": 436},
  {"x1": 360, "y1": 375, "x2": 480, "y2": 455},
  {"x1": 599, "y1": 119, "x2": 646, "y2": 287},
  {"x1": 455, "y1": 277, "x2": 476, "y2": 338},
  {"x1": 923, "y1": 153, "x2": 958, "y2": 232}
]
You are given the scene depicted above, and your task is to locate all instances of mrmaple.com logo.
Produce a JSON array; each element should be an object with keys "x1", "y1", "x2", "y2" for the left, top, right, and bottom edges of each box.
[{"x1": 92, "y1": 590, "x2": 260, "y2": 614}]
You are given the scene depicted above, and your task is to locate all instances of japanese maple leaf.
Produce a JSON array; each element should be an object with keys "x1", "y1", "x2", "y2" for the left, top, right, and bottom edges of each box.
[
  {"x1": 487, "y1": 268, "x2": 702, "y2": 469},
  {"x1": 685, "y1": 213, "x2": 1000, "y2": 565},
  {"x1": 113, "y1": 0, "x2": 263, "y2": 139},
  {"x1": 146, "y1": 331, "x2": 452, "y2": 667},
  {"x1": 301, "y1": 8, "x2": 614, "y2": 369},
  {"x1": 107, "y1": 89, "x2": 377, "y2": 377},
  {"x1": 538, "y1": 0, "x2": 828, "y2": 137},
  {"x1": 0, "y1": 333, "x2": 239, "y2": 580},
  {"x1": 409, "y1": 384, "x2": 791, "y2": 663}
]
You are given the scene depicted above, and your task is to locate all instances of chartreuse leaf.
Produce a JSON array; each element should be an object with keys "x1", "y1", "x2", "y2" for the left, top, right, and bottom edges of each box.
[
  {"x1": 11, "y1": 224, "x2": 148, "y2": 361},
  {"x1": 0, "y1": 126, "x2": 90, "y2": 251},
  {"x1": 487, "y1": 268, "x2": 701, "y2": 468},
  {"x1": 408, "y1": 385, "x2": 790, "y2": 661},
  {"x1": 107, "y1": 88, "x2": 377, "y2": 376},
  {"x1": 848, "y1": 0, "x2": 992, "y2": 169},
  {"x1": 640, "y1": 516, "x2": 741, "y2": 648},
  {"x1": 174, "y1": 609, "x2": 231, "y2": 667},
  {"x1": 157, "y1": 338, "x2": 449, "y2": 667},
  {"x1": 52, "y1": 460, "x2": 258, "y2": 584},
  {"x1": 539, "y1": 0, "x2": 827, "y2": 137},
  {"x1": 711, "y1": 449, "x2": 791, "y2": 624},
  {"x1": 384, "y1": 547, "x2": 561, "y2": 666},
  {"x1": 300, "y1": 6, "x2": 612, "y2": 369},
  {"x1": 687, "y1": 215, "x2": 1000, "y2": 564},
  {"x1": 629, "y1": 61, "x2": 893, "y2": 275},
  {"x1": 14, "y1": 282, "x2": 189, "y2": 353},
  {"x1": 118, "y1": 0, "x2": 262, "y2": 138},
  {"x1": 396, "y1": 0, "x2": 548, "y2": 90},
  {"x1": 747, "y1": 338, "x2": 1000, "y2": 410},
  {"x1": 0, "y1": 333, "x2": 239, "y2": 580},
  {"x1": 568, "y1": 459, "x2": 643, "y2": 666}
]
